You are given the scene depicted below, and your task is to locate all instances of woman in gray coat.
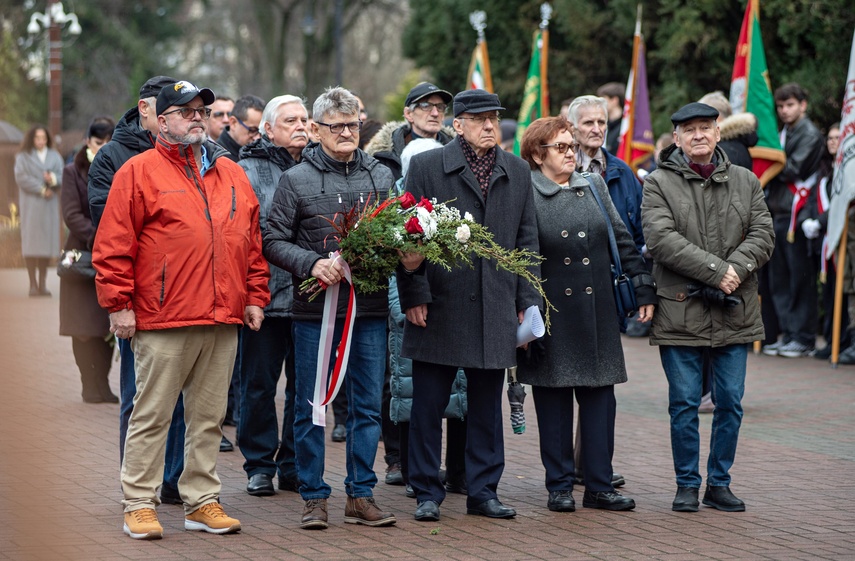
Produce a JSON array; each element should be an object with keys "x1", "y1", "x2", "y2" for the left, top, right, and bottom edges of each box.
[
  {"x1": 14, "y1": 125, "x2": 64, "y2": 296},
  {"x1": 517, "y1": 117, "x2": 656, "y2": 512}
]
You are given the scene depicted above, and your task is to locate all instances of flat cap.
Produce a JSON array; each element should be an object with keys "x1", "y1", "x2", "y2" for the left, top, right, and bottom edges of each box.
[
  {"x1": 670, "y1": 102, "x2": 719, "y2": 127},
  {"x1": 405, "y1": 82, "x2": 453, "y2": 107},
  {"x1": 156, "y1": 80, "x2": 216, "y2": 116},
  {"x1": 138, "y1": 75, "x2": 177, "y2": 100},
  {"x1": 453, "y1": 89, "x2": 505, "y2": 117}
]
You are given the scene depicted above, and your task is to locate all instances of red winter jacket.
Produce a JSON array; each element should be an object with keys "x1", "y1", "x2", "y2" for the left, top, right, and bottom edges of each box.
[{"x1": 93, "y1": 136, "x2": 270, "y2": 331}]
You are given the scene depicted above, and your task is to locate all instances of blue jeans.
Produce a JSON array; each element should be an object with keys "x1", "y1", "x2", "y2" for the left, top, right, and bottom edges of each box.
[
  {"x1": 118, "y1": 337, "x2": 185, "y2": 495},
  {"x1": 237, "y1": 318, "x2": 298, "y2": 481},
  {"x1": 660, "y1": 344, "x2": 747, "y2": 488},
  {"x1": 292, "y1": 317, "x2": 386, "y2": 500}
]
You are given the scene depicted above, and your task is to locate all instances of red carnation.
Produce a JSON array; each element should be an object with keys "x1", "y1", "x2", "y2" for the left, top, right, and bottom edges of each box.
[
  {"x1": 417, "y1": 197, "x2": 433, "y2": 212},
  {"x1": 404, "y1": 216, "x2": 424, "y2": 235},
  {"x1": 399, "y1": 192, "x2": 417, "y2": 209}
]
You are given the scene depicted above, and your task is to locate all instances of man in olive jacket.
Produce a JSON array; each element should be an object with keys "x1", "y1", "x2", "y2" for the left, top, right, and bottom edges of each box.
[
  {"x1": 641, "y1": 103, "x2": 774, "y2": 514},
  {"x1": 396, "y1": 89, "x2": 541, "y2": 522}
]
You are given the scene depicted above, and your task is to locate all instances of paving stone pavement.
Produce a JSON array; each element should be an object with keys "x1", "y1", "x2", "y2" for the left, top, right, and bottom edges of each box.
[{"x1": 0, "y1": 268, "x2": 853, "y2": 561}]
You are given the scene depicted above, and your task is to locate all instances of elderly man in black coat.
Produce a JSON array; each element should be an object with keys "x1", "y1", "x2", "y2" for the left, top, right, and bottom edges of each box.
[{"x1": 396, "y1": 89, "x2": 541, "y2": 522}]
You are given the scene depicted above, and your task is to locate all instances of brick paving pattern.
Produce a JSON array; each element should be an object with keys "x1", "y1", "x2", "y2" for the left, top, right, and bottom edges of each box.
[{"x1": 1, "y1": 269, "x2": 853, "y2": 560}]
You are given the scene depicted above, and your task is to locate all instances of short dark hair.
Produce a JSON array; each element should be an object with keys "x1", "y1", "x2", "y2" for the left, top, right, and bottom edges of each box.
[
  {"x1": 19, "y1": 124, "x2": 53, "y2": 153},
  {"x1": 87, "y1": 116, "x2": 116, "y2": 140},
  {"x1": 597, "y1": 82, "x2": 626, "y2": 106},
  {"x1": 520, "y1": 117, "x2": 571, "y2": 171},
  {"x1": 216, "y1": 95, "x2": 233, "y2": 103},
  {"x1": 775, "y1": 83, "x2": 808, "y2": 103},
  {"x1": 231, "y1": 94, "x2": 266, "y2": 120}
]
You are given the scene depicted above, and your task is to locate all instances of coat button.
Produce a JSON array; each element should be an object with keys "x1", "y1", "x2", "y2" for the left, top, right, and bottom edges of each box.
[
  {"x1": 585, "y1": 287, "x2": 593, "y2": 294},
  {"x1": 469, "y1": 294, "x2": 476, "y2": 301},
  {"x1": 709, "y1": 263, "x2": 717, "y2": 269},
  {"x1": 564, "y1": 288, "x2": 572, "y2": 296},
  {"x1": 564, "y1": 257, "x2": 571, "y2": 265},
  {"x1": 582, "y1": 257, "x2": 590, "y2": 265},
  {"x1": 561, "y1": 230, "x2": 569, "y2": 238},
  {"x1": 578, "y1": 231, "x2": 586, "y2": 238},
  {"x1": 576, "y1": 189, "x2": 584, "y2": 197}
]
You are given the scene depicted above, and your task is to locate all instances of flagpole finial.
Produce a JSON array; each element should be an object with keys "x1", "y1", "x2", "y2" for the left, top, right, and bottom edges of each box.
[
  {"x1": 469, "y1": 10, "x2": 487, "y2": 42},
  {"x1": 540, "y1": 3, "x2": 552, "y2": 29}
]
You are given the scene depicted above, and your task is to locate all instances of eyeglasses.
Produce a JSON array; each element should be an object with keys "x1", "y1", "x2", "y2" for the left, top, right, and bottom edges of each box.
[
  {"x1": 235, "y1": 116, "x2": 260, "y2": 135},
  {"x1": 541, "y1": 142, "x2": 575, "y2": 154},
  {"x1": 212, "y1": 111, "x2": 228, "y2": 119},
  {"x1": 414, "y1": 101, "x2": 448, "y2": 113},
  {"x1": 457, "y1": 114, "x2": 500, "y2": 126},
  {"x1": 162, "y1": 106, "x2": 212, "y2": 120},
  {"x1": 315, "y1": 121, "x2": 362, "y2": 135}
]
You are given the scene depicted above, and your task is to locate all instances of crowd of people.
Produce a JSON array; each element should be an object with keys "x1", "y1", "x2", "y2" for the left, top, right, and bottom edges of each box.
[{"x1": 12, "y1": 71, "x2": 844, "y2": 540}]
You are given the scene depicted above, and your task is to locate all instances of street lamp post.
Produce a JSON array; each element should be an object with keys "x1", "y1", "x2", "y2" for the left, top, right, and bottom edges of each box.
[{"x1": 27, "y1": 0, "x2": 82, "y2": 138}]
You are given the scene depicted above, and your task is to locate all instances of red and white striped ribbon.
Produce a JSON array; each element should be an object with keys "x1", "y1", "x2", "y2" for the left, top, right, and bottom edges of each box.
[{"x1": 311, "y1": 251, "x2": 357, "y2": 427}]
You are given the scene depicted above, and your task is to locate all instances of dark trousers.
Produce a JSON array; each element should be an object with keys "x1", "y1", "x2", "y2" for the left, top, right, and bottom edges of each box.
[
  {"x1": 768, "y1": 218, "x2": 818, "y2": 346},
  {"x1": 409, "y1": 361, "x2": 503, "y2": 507},
  {"x1": 381, "y1": 365, "x2": 400, "y2": 467},
  {"x1": 237, "y1": 318, "x2": 297, "y2": 481},
  {"x1": 399, "y1": 417, "x2": 467, "y2": 485},
  {"x1": 820, "y1": 259, "x2": 850, "y2": 348},
  {"x1": 72, "y1": 335, "x2": 114, "y2": 402},
  {"x1": 759, "y1": 265, "x2": 780, "y2": 346},
  {"x1": 533, "y1": 385, "x2": 615, "y2": 493}
]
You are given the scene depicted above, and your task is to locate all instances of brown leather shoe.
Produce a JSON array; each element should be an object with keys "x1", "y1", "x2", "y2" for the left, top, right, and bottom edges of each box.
[
  {"x1": 300, "y1": 498, "x2": 328, "y2": 529},
  {"x1": 344, "y1": 496, "x2": 396, "y2": 527}
]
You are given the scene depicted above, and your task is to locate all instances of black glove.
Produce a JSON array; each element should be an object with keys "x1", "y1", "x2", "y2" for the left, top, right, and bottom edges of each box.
[
  {"x1": 686, "y1": 283, "x2": 740, "y2": 308},
  {"x1": 518, "y1": 338, "x2": 547, "y2": 368}
]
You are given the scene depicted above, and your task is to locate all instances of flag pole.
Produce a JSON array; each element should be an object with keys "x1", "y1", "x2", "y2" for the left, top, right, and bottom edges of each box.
[
  {"x1": 539, "y1": 3, "x2": 552, "y2": 117},
  {"x1": 831, "y1": 218, "x2": 849, "y2": 367}
]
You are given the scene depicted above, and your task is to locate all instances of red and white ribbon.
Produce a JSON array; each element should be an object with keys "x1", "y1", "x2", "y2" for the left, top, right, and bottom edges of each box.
[{"x1": 311, "y1": 251, "x2": 357, "y2": 427}]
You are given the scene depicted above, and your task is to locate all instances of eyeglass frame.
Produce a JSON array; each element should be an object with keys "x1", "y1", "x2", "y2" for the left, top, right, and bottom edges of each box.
[
  {"x1": 540, "y1": 142, "x2": 575, "y2": 154},
  {"x1": 314, "y1": 120, "x2": 363, "y2": 135},
  {"x1": 161, "y1": 106, "x2": 213, "y2": 120},
  {"x1": 234, "y1": 115, "x2": 260, "y2": 135},
  {"x1": 411, "y1": 101, "x2": 448, "y2": 113},
  {"x1": 456, "y1": 114, "x2": 501, "y2": 126}
]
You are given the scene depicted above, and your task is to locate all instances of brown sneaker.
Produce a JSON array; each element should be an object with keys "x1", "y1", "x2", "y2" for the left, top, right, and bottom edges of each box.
[
  {"x1": 184, "y1": 502, "x2": 241, "y2": 534},
  {"x1": 344, "y1": 496, "x2": 396, "y2": 527},
  {"x1": 123, "y1": 508, "x2": 163, "y2": 540},
  {"x1": 301, "y1": 498, "x2": 329, "y2": 529}
]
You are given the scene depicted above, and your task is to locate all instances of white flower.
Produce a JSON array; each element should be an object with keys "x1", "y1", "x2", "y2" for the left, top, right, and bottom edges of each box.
[
  {"x1": 393, "y1": 230, "x2": 403, "y2": 242},
  {"x1": 455, "y1": 224, "x2": 471, "y2": 244},
  {"x1": 464, "y1": 212, "x2": 474, "y2": 222},
  {"x1": 416, "y1": 206, "x2": 438, "y2": 239}
]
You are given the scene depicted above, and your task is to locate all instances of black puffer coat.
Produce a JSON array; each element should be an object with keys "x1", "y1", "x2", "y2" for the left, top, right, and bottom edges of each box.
[{"x1": 263, "y1": 142, "x2": 395, "y2": 319}]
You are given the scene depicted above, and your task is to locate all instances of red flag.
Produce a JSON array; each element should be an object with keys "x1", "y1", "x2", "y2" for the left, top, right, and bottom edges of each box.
[{"x1": 617, "y1": 6, "x2": 654, "y2": 173}]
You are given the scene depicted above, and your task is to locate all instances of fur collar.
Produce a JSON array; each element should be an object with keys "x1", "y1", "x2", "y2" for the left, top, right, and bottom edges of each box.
[{"x1": 719, "y1": 113, "x2": 757, "y2": 141}]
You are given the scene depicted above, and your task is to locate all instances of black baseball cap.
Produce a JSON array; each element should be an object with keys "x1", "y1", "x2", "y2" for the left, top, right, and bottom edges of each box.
[
  {"x1": 405, "y1": 82, "x2": 453, "y2": 107},
  {"x1": 138, "y1": 75, "x2": 177, "y2": 100},
  {"x1": 453, "y1": 89, "x2": 505, "y2": 117},
  {"x1": 670, "y1": 102, "x2": 720, "y2": 127},
  {"x1": 156, "y1": 80, "x2": 216, "y2": 116}
]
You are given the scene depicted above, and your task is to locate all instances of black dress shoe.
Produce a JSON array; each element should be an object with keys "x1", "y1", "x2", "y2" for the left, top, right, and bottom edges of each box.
[
  {"x1": 278, "y1": 477, "x2": 301, "y2": 493},
  {"x1": 547, "y1": 490, "x2": 576, "y2": 512},
  {"x1": 466, "y1": 498, "x2": 516, "y2": 519},
  {"x1": 444, "y1": 479, "x2": 467, "y2": 495},
  {"x1": 582, "y1": 490, "x2": 636, "y2": 511},
  {"x1": 220, "y1": 435, "x2": 234, "y2": 452},
  {"x1": 331, "y1": 424, "x2": 346, "y2": 442},
  {"x1": 405, "y1": 484, "x2": 415, "y2": 498},
  {"x1": 247, "y1": 473, "x2": 275, "y2": 496},
  {"x1": 702, "y1": 485, "x2": 745, "y2": 512},
  {"x1": 612, "y1": 472, "x2": 626, "y2": 488},
  {"x1": 672, "y1": 487, "x2": 699, "y2": 512},
  {"x1": 414, "y1": 500, "x2": 440, "y2": 521}
]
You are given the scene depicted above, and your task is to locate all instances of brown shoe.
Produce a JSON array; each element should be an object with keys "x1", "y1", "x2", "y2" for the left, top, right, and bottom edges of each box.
[
  {"x1": 184, "y1": 502, "x2": 241, "y2": 534},
  {"x1": 301, "y1": 498, "x2": 329, "y2": 529},
  {"x1": 123, "y1": 508, "x2": 163, "y2": 540},
  {"x1": 344, "y1": 496, "x2": 396, "y2": 527}
]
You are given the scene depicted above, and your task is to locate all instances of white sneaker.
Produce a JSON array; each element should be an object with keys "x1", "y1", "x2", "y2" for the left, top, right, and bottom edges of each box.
[{"x1": 777, "y1": 340, "x2": 814, "y2": 358}]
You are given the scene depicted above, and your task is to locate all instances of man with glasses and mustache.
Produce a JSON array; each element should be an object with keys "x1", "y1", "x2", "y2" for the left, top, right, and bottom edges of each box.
[
  {"x1": 207, "y1": 95, "x2": 234, "y2": 142},
  {"x1": 217, "y1": 94, "x2": 265, "y2": 161},
  {"x1": 236, "y1": 95, "x2": 309, "y2": 498},
  {"x1": 367, "y1": 82, "x2": 455, "y2": 181},
  {"x1": 264, "y1": 86, "x2": 397, "y2": 530},
  {"x1": 93, "y1": 80, "x2": 270, "y2": 540},
  {"x1": 395, "y1": 89, "x2": 541, "y2": 522}
]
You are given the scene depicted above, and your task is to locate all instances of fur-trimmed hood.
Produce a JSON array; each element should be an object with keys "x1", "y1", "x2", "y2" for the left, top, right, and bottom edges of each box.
[
  {"x1": 365, "y1": 120, "x2": 455, "y2": 157},
  {"x1": 719, "y1": 112, "x2": 757, "y2": 142}
]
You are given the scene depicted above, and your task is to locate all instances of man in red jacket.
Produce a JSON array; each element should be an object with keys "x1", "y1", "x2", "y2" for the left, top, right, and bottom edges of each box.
[{"x1": 93, "y1": 80, "x2": 270, "y2": 540}]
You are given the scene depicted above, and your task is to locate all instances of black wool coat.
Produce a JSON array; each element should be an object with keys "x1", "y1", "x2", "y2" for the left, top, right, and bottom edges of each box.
[{"x1": 396, "y1": 139, "x2": 542, "y2": 370}]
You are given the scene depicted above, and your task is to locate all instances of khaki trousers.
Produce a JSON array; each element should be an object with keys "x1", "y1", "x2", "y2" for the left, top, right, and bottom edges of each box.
[{"x1": 122, "y1": 325, "x2": 237, "y2": 514}]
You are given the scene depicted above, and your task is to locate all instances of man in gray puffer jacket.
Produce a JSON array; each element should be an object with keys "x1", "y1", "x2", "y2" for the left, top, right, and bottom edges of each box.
[
  {"x1": 237, "y1": 95, "x2": 308, "y2": 498},
  {"x1": 263, "y1": 87, "x2": 396, "y2": 531},
  {"x1": 642, "y1": 102, "x2": 774, "y2": 515}
]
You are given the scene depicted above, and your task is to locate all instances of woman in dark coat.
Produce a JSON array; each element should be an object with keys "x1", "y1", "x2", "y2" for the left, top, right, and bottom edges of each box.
[
  {"x1": 517, "y1": 117, "x2": 656, "y2": 512},
  {"x1": 60, "y1": 117, "x2": 116, "y2": 403}
]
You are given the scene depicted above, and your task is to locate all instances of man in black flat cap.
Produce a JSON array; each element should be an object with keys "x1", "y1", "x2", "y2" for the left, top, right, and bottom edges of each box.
[
  {"x1": 641, "y1": 102, "x2": 774, "y2": 514},
  {"x1": 396, "y1": 89, "x2": 541, "y2": 522}
]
